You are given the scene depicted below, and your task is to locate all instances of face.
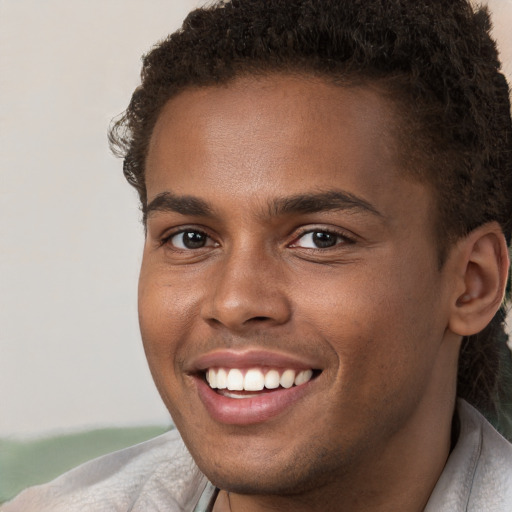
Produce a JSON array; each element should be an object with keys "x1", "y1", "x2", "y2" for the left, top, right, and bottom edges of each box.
[{"x1": 139, "y1": 75, "x2": 459, "y2": 495}]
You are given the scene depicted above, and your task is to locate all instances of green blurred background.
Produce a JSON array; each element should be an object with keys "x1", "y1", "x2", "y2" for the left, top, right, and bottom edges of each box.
[{"x1": 0, "y1": 425, "x2": 169, "y2": 504}]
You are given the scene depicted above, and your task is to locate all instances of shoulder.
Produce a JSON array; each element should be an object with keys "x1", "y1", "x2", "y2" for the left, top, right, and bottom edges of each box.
[
  {"x1": 463, "y1": 400, "x2": 512, "y2": 510},
  {"x1": 1, "y1": 429, "x2": 207, "y2": 512},
  {"x1": 426, "y1": 399, "x2": 512, "y2": 512}
]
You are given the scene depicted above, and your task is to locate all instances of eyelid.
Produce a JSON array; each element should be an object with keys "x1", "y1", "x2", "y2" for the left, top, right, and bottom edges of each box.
[
  {"x1": 159, "y1": 226, "x2": 218, "y2": 249},
  {"x1": 288, "y1": 226, "x2": 357, "y2": 248},
  {"x1": 156, "y1": 224, "x2": 356, "y2": 251}
]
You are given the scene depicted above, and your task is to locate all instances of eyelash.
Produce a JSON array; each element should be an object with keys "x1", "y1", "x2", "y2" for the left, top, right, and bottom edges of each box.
[
  {"x1": 289, "y1": 227, "x2": 356, "y2": 250},
  {"x1": 160, "y1": 226, "x2": 355, "y2": 251},
  {"x1": 160, "y1": 228, "x2": 216, "y2": 250}
]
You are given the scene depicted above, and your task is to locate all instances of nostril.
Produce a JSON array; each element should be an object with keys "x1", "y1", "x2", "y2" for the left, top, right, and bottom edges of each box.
[{"x1": 202, "y1": 287, "x2": 292, "y2": 329}]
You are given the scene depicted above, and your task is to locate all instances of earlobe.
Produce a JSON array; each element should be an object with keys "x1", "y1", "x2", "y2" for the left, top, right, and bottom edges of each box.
[{"x1": 448, "y1": 222, "x2": 509, "y2": 337}]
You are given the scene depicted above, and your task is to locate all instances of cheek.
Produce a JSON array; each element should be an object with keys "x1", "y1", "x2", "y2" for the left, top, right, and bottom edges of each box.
[
  {"x1": 138, "y1": 264, "x2": 200, "y2": 371},
  {"x1": 137, "y1": 270, "x2": 203, "y2": 422},
  {"x1": 296, "y1": 258, "x2": 443, "y2": 381}
]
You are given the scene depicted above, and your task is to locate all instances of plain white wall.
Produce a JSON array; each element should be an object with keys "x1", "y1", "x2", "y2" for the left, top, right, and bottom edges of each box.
[
  {"x1": 0, "y1": 0, "x2": 205, "y2": 437},
  {"x1": 1, "y1": 0, "x2": 511, "y2": 438}
]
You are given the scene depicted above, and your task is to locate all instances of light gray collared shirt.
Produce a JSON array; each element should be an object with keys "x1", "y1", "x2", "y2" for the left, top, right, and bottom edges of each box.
[{"x1": 3, "y1": 400, "x2": 512, "y2": 511}]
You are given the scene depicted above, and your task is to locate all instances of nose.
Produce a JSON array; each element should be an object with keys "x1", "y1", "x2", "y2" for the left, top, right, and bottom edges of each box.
[{"x1": 201, "y1": 246, "x2": 292, "y2": 332}]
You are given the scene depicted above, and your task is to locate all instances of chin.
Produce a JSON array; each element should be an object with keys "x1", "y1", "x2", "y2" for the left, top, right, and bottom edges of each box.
[{"x1": 187, "y1": 438, "x2": 345, "y2": 497}]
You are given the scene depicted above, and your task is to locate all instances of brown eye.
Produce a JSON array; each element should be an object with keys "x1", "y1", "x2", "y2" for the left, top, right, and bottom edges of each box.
[
  {"x1": 169, "y1": 230, "x2": 213, "y2": 250},
  {"x1": 311, "y1": 232, "x2": 338, "y2": 248},
  {"x1": 293, "y1": 231, "x2": 343, "y2": 249}
]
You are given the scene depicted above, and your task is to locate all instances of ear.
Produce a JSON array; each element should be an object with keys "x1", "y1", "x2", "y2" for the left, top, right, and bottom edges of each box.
[{"x1": 448, "y1": 222, "x2": 510, "y2": 337}]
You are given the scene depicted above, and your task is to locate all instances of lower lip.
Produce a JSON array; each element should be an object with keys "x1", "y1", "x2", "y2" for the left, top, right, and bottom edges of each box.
[{"x1": 195, "y1": 377, "x2": 314, "y2": 425}]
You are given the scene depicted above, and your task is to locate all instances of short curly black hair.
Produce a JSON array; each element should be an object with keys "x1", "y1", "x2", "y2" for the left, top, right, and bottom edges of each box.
[{"x1": 109, "y1": 0, "x2": 512, "y2": 423}]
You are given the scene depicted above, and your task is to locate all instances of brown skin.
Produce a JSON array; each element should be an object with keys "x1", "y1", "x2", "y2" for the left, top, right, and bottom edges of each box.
[{"x1": 139, "y1": 75, "x2": 508, "y2": 511}]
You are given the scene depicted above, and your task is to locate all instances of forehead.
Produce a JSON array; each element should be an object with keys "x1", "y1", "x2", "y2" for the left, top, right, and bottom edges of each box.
[{"x1": 146, "y1": 74, "x2": 430, "y2": 225}]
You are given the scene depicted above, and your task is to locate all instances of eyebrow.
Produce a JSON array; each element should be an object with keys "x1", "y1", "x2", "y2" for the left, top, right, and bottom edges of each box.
[
  {"x1": 146, "y1": 192, "x2": 212, "y2": 220},
  {"x1": 145, "y1": 189, "x2": 383, "y2": 222},
  {"x1": 268, "y1": 190, "x2": 383, "y2": 218}
]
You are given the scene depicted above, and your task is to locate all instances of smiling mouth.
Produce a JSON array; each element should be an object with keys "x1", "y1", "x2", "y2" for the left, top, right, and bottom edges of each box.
[{"x1": 204, "y1": 367, "x2": 320, "y2": 398}]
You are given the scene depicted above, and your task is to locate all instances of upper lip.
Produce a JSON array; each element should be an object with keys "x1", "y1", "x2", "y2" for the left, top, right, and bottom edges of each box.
[{"x1": 189, "y1": 349, "x2": 323, "y2": 373}]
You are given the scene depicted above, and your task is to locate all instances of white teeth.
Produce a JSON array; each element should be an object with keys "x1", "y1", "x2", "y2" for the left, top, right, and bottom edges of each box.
[
  {"x1": 264, "y1": 369, "x2": 280, "y2": 389},
  {"x1": 226, "y1": 369, "x2": 244, "y2": 390},
  {"x1": 206, "y1": 367, "x2": 315, "y2": 392},
  {"x1": 216, "y1": 368, "x2": 227, "y2": 389},
  {"x1": 295, "y1": 369, "x2": 313, "y2": 386},
  {"x1": 244, "y1": 369, "x2": 265, "y2": 391},
  {"x1": 280, "y1": 369, "x2": 296, "y2": 389},
  {"x1": 221, "y1": 391, "x2": 253, "y2": 399},
  {"x1": 207, "y1": 368, "x2": 217, "y2": 388}
]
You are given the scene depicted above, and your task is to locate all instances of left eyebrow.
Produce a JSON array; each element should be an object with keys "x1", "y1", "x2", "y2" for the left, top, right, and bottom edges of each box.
[{"x1": 268, "y1": 190, "x2": 383, "y2": 218}]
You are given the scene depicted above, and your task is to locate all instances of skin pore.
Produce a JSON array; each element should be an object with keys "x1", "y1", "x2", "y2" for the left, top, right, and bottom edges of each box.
[{"x1": 138, "y1": 74, "x2": 506, "y2": 511}]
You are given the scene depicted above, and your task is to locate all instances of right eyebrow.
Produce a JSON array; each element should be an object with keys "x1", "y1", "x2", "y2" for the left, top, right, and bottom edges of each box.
[{"x1": 145, "y1": 192, "x2": 213, "y2": 221}]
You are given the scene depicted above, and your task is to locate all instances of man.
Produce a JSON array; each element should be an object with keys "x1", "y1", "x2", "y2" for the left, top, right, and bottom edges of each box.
[{"x1": 3, "y1": 0, "x2": 512, "y2": 510}]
